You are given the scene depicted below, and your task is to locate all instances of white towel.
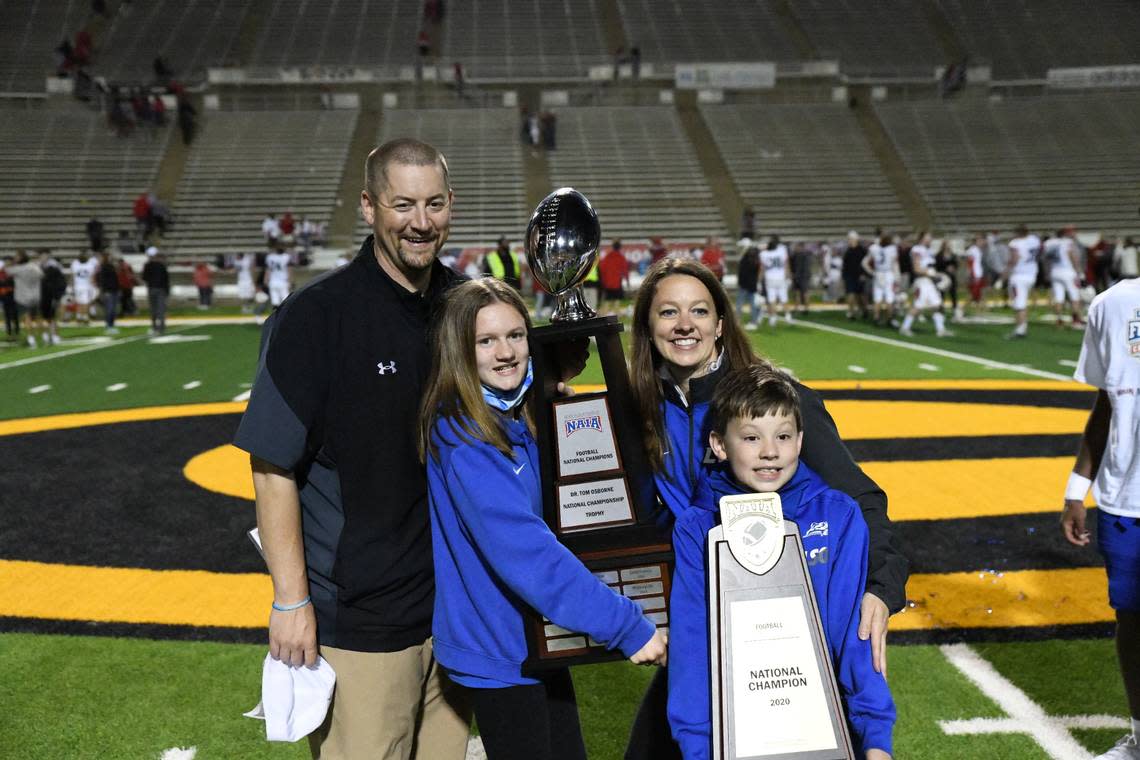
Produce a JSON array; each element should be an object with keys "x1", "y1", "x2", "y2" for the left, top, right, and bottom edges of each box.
[{"x1": 244, "y1": 653, "x2": 336, "y2": 742}]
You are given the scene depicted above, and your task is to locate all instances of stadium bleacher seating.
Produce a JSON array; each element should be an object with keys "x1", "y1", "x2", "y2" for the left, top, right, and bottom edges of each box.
[
  {"x1": 547, "y1": 106, "x2": 727, "y2": 242},
  {"x1": 0, "y1": 0, "x2": 88, "y2": 93},
  {"x1": 248, "y1": 0, "x2": 419, "y2": 70},
  {"x1": 875, "y1": 93, "x2": 1140, "y2": 235},
  {"x1": 0, "y1": 108, "x2": 170, "y2": 252},
  {"x1": 165, "y1": 110, "x2": 357, "y2": 255},
  {"x1": 354, "y1": 108, "x2": 528, "y2": 247},
  {"x1": 617, "y1": 0, "x2": 800, "y2": 65},
  {"x1": 702, "y1": 102, "x2": 910, "y2": 238},
  {"x1": 790, "y1": 0, "x2": 945, "y2": 77}
]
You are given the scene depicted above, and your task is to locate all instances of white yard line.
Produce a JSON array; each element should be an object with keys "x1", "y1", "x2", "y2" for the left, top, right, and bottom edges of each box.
[
  {"x1": 106, "y1": 383, "x2": 128, "y2": 392},
  {"x1": 232, "y1": 389, "x2": 252, "y2": 402},
  {"x1": 1058, "y1": 359, "x2": 1079, "y2": 368},
  {"x1": 182, "y1": 381, "x2": 202, "y2": 390},
  {"x1": 0, "y1": 326, "x2": 194, "y2": 371},
  {"x1": 918, "y1": 362, "x2": 940, "y2": 371},
  {"x1": 846, "y1": 365, "x2": 867, "y2": 374},
  {"x1": 28, "y1": 384, "x2": 51, "y2": 394},
  {"x1": 939, "y1": 643, "x2": 1099, "y2": 759},
  {"x1": 795, "y1": 319, "x2": 1074, "y2": 381}
]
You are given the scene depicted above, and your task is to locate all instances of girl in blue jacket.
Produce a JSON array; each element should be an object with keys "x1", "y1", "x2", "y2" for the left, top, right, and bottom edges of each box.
[{"x1": 419, "y1": 278, "x2": 668, "y2": 760}]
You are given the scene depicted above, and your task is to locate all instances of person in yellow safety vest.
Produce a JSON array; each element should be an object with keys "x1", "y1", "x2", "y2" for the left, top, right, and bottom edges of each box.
[
  {"x1": 483, "y1": 236, "x2": 522, "y2": 290},
  {"x1": 582, "y1": 256, "x2": 601, "y2": 310}
]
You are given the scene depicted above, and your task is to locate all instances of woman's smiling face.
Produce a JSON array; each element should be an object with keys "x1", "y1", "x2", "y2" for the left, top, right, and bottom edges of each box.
[{"x1": 649, "y1": 274, "x2": 722, "y2": 384}]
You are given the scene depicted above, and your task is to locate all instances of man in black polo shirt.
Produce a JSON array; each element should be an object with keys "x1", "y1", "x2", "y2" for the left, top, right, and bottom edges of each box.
[{"x1": 235, "y1": 139, "x2": 470, "y2": 759}]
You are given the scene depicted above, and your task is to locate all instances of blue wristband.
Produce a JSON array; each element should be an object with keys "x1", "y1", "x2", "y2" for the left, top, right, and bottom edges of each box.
[{"x1": 272, "y1": 595, "x2": 311, "y2": 612}]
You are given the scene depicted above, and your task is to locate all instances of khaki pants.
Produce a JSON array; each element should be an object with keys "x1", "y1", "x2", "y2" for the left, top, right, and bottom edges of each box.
[{"x1": 309, "y1": 638, "x2": 471, "y2": 760}]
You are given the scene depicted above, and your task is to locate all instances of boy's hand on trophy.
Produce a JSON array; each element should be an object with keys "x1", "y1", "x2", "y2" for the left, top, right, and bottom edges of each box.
[{"x1": 630, "y1": 627, "x2": 668, "y2": 666}]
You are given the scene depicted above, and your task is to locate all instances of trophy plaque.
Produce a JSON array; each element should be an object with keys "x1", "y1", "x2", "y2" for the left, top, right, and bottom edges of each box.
[
  {"x1": 709, "y1": 493, "x2": 854, "y2": 760},
  {"x1": 521, "y1": 188, "x2": 672, "y2": 671}
]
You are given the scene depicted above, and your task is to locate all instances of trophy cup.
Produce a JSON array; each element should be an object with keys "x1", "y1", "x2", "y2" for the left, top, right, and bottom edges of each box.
[{"x1": 522, "y1": 188, "x2": 672, "y2": 671}]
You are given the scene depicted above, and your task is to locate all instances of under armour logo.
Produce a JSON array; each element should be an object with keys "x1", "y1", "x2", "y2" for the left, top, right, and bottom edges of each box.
[{"x1": 377, "y1": 361, "x2": 397, "y2": 375}]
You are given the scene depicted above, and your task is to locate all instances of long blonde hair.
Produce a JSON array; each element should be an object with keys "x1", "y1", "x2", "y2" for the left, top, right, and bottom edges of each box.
[
  {"x1": 419, "y1": 278, "x2": 534, "y2": 462},
  {"x1": 629, "y1": 259, "x2": 771, "y2": 472}
]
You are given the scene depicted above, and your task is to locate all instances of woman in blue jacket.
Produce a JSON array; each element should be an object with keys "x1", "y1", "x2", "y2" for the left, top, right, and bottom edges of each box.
[
  {"x1": 623, "y1": 258, "x2": 908, "y2": 759},
  {"x1": 419, "y1": 278, "x2": 668, "y2": 760}
]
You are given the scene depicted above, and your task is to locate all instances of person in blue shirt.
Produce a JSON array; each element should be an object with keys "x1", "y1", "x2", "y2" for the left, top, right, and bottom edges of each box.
[
  {"x1": 418, "y1": 277, "x2": 668, "y2": 760},
  {"x1": 668, "y1": 364, "x2": 895, "y2": 760}
]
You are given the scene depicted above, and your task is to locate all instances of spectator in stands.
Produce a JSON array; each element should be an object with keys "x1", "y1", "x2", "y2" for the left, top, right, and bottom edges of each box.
[
  {"x1": 791, "y1": 241, "x2": 813, "y2": 314},
  {"x1": 92, "y1": 0, "x2": 108, "y2": 18},
  {"x1": 193, "y1": 261, "x2": 214, "y2": 310},
  {"x1": 73, "y1": 31, "x2": 93, "y2": 67},
  {"x1": 117, "y1": 229, "x2": 137, "y2": 255},
  {"x1": 142, "y1": 246, "x2": 169, "y2": 335},
  {"x1": 11, "y1": 251, "x2": 44, "y2": 347},
  {"x1": 540, "y1": 110, "x2": 557, "y2": 150},
  {"x1": 177, "y1": 95, "x2": 196, "y2": 145},
  {"x1": 151, "y1": 94, "x2": 166, "y2": 127},
  {"x1": 630, "y1": 45, "x2": 641, "y2": 80},
  {"x1": 739, "y1": 206, "x2": 755, "y2": 240},
  {"x1": 54, "y1": 39, "x2": 75, "y2": 77},
  {"x1": 261, "y1": 213, "x2": 280, "y2": 247},
  {"x1": 0, "y1": 257, "x2": 17, "y2": 340},
  {"x1": 299, "y1": 216, "x2": 316, "y2": 253},
  {"x1": 86, "y1": 217, "x2": 105, "y2": 253},
  {"x1": 153, "y1": 56, "x2": 172, "y2": 84},
  {"x1": 133, "y1": 192, "x2": 152, "y2": 241},
  {"x1": 483, "y1": 236, "x2": 522, "y2": 291},
  {"x1": 842, "y1": 231, "x2": 868, "y2": 320},
  {"x1": 279, "y1": 210, "x2": 296, "y2": 246},
  {"x1": 736, "y1": 237, "x2": 761, "y2": 331},
  {"x1": 39, "y1": 253, "x2": 65, "y2": 346},
  {"x1": 599, "y1": 239, "x2": 630, "y2": 316},
  {"x1": 96, "y1": 252, "x2": 120, "y2": 334},
  {"x1": 452, "y1": 62, "x2": 464, "y2": 98},
  {"x1": 117, "y1": 257, "x2": 139, "y2": 316},
  {"x1": 700, "y1": 237, "x2": 725, "y2": 281},
  {"x1": 1116, "y1": 237, "x2": 1138, "y2": 280},
  {"x1": 150, "y1": 196, "x2": 170, "y2": 237}
]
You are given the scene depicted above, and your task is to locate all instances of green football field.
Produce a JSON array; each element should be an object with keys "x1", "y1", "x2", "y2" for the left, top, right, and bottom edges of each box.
[{"x1": 1, "y1": 304, "x2": 1127, "y2": 759}]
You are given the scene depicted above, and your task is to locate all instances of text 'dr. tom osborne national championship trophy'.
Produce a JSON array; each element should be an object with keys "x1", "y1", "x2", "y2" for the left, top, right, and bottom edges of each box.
[
  {"x1": 709, "y1": 492, "x2": 854, "y2": 760},
  {"x1": 522, "y1": 187, "x2": 672, "y2": 671}
]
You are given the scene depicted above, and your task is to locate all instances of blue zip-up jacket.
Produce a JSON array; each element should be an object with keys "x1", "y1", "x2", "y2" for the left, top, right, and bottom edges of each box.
[
  {"x1": 427, "y1": 412, "x2": 656, "y2": 687},
  {"x1": 654, "y1": 363, "x2": 909, "y2": 615},
  {"x1": 667, "y1": 462, "x2": 896, "y2": 758}
]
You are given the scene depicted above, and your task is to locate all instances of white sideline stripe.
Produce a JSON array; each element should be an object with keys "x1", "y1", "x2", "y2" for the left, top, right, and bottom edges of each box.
[
  {"x1": 182, "y1": 380, "x2": 202, "y2": 390},
  {"x1": 0, "y1": 326, "x2": 194, "y2": 371},
  {"x1": 847, "y1": 365, "x2": 867, "y2": 374},
  {"x1": 918, "y1": 362, "x2": 940, "y2": 371},
  {"x1": 939, "y1": 643, "x2": 1094, "y2": 759},
  {"x1": 941, "y1": 715, "x2": 1128, "y2": 735},
  {"x1": 28, "y1": 384, "x2": 51, "y2": 394},
  {"x1": 106, "y1": 383, "x2": 128, "y2": 392},
  {"x1": 1059, "y1": 359, "x2": 1079, "y2": 368},
  {"x1": 158, "y1": 747, "x2": 197, "y2": 760},
  {"x1": 796, "y1": 319, "x2": 1073, "y2": 381},
  {"x1": 232, "y1": 389, "x2": 252, "y2": 402}
]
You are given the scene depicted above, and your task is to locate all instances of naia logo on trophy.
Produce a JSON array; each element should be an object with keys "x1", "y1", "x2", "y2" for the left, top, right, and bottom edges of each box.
[{"x1": 564, "y1": 415, "x2": 603, "y2": 436}]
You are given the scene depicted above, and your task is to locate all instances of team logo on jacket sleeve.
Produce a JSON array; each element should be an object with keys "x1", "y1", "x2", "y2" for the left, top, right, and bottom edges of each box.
[
  {"x1": 720, "y1": 492, "x2": 784, "y2": 575},
  {"x1": 803, "y1": 521, "x2": 828, "y2": 539},
  {"x1": 1129, "y1": 309, "x2": 1140, "y2": 357}
]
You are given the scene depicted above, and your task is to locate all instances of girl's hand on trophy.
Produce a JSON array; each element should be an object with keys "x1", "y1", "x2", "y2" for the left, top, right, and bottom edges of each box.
[
  {"x1": 630, "y1": 628, "x2": 668, "y2": 666},
  {"x1": 865, "y1": 749, "x2": 891, "y2": 760},
  {"x1": 553, "y1": 338, "x2": 589, "y2": 386}
]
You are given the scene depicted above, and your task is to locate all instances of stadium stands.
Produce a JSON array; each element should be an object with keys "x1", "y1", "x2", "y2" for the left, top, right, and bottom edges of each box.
[
  {"x1": 437, "y1": 0, "x2": 611, "y2": 79},
  {"x1": 93, "y1": 0, "x2": 250, "y2": 84},
  {"x1": 702, "y1": 103, "x2": 910, "y2": 238},
  {"x1": 165, "y1": 110, "x2": 357, "y2": 255},
  {"x1": 875, "y1": 93, "x2": 1140, "y2": 235},
  {"x1": 0, "y1": 109, "x2": 170, "y2": 252},
  {"x1": 617, "y1": 0, "x2": 800, "y2": 65},
  {"x1": 248, "y1": 0, "x2": 420, "y2": 69},
  {"x1": 354, "y1": 108, "x2": 528, "y2": 246},
  {"x1": 547, "y1": 106, "x2": 727, "y2": 242},
  {"x1": 790, "y1": 0, "x2": 945, "y2": 76},
  {"x1": 0, "y1": 0, "x2": 88, "y2": 93}
]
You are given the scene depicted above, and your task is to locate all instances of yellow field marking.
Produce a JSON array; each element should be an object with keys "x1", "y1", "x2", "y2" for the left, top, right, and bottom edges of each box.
[
  {"x1": 0, "y1": 559, "x2": 1108, "y2": 631},
  {"x1": 826, "y1": 401, "x2": 1087, "y2": 440},
  {"x1": 863, "y1": 457, "x2": 1093, "y2": 521},
  {"x1": 0, "y1": 402, "x2": 247, "y2": 437},
  {"x1": 184, "y1": 444, "x2": 254, "y2": 500},
  {"x1": 808, "y1": 379, "x2": 1091, "y2": 391},
  {"x1": 0, "y1": 560, "x2": 269, "y2": 628},
  {"x1": 894, "y1": 567, "x2": 1111, "y2": 630}
]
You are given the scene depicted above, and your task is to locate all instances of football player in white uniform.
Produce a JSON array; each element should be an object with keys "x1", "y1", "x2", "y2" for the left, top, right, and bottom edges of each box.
[
  {"x1": 1044, "y1": 227, "x2": 1085, "y2": 328},
  {"x1": 862, "y1": 234, "x2": 900, "y2": 326},
  {"x1": 965, "y1": 234, "x2": 987, "y2": 313},
  {"x1": 265, "y1": 245, "x2": 292, "y2": 307},
  {"x1": 235, "y1": 252, "x2": 256, "y2": 313},
  {"x1": 759, "y1": 235, "x2": 791, "y2": 327},
  {"x1": 70, "y1": 251, "x2": 98, "y2": 325},
  {"x1": 1003, "y1": 224, "x2": 1041, "y2": 339},
  {"x1": 899, "y1": 232, "x2": 951, "y2": 337}
]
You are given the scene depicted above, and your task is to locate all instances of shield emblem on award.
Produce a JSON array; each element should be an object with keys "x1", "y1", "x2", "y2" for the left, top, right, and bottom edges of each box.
[{"x1": 720, "y1": 493, "x2": 784, "y2": 576}]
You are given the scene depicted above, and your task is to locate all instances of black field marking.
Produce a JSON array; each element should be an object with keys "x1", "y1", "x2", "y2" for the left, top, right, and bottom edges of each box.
[
  {"x1": 892, "y1": 622, "x2": 1114, "y2": 646},
  {"x1": 847, "y1": 433, "x2": 1079, "y2": 462},
  {"x1": 0, "y1": 616, "x2": 264, "y2": 644},
  {"x1": 818, "y1": 389, "x2": 1095, "y2": 409},
  {"x1": 899, "y1": 511, "x2": 1105, "y2": 575},
  {"x1": 1, "y1": 414, "x2": 262, "y2": 573}
]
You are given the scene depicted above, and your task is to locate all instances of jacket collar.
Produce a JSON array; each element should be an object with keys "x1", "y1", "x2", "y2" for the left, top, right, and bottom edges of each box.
[{"x1": 693, "y1": 459, "x2": 826, "y2": 521}]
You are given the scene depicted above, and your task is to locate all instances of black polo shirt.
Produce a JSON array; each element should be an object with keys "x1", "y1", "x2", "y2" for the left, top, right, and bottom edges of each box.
[{"x1": 235, "y1": 236, "x2": 463, "y2": 652}]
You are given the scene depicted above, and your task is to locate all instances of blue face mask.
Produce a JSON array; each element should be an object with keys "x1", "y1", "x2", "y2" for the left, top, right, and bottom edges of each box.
[{"x1": 482, "y1": 357, "x2": 534, "y2": 412}]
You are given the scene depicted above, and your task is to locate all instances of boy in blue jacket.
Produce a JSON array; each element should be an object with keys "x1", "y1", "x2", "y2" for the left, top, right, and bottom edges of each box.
[{"x1": 667, "y1": 365, "x2": 895, "y2": 759}]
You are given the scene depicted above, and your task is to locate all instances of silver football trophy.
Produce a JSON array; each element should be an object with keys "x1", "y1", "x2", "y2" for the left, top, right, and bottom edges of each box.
[{"x1": 521, "y1": 188, "x2": 671, "y2": 671}]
